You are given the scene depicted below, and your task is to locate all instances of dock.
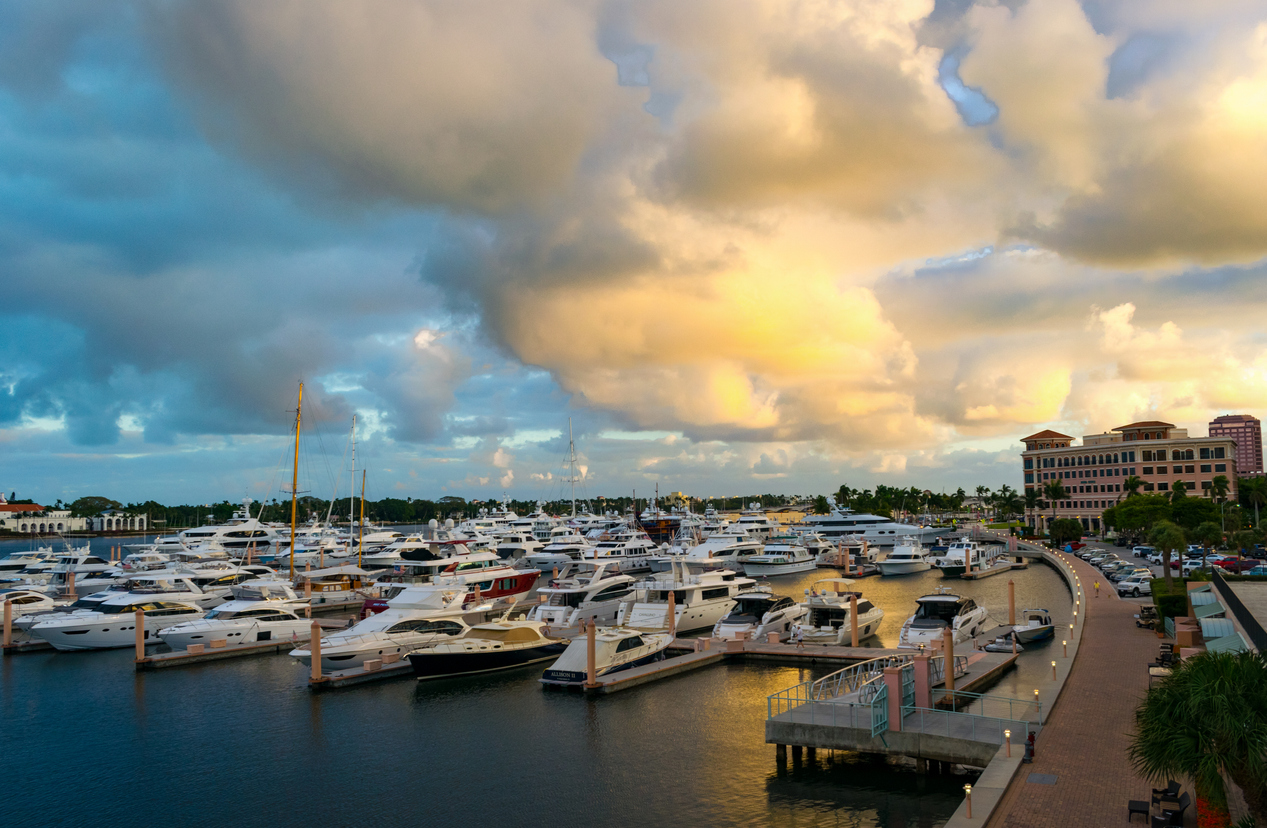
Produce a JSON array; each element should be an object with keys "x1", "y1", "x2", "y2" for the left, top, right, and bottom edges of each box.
[
  {"x1": 960, "y1": 560, "x2": 1028, "y2": 580},
  {"x1": 580, "y1": 647, "x2": 723, "y2": 694},
  {"x1": 135, "y1": 619, "x2": 347, "y2": 671},
  {"x1": 310, "y1": 658, "x2": 414, "y2": 690},
  {"x1": 2, "y1": 637, "x2": 53, "y2": 654}
]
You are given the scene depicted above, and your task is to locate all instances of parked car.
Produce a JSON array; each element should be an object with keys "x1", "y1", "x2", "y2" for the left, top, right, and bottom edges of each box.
[
  {"x1": 1133, "y1": 545, "x2": 1155, "y2": 558},
  {"x1": 1069, "y1": 542, "x2": 1087, "y2": 551},
  {"x1": 1111, "y1": 566, "x2": 1150, "y2": 582},
  {"x1": 1187, "y1": 544, "x2": 1204, "y2": 555},
  {"x1": 1181, "y1": 560, "x2": 1209, "y2": 576},
  {"x1": 1217, "y1": 558, "x2": 1261, "y2": 574},
  {"x1": 1117, "y1": 577, "x2": 1153, "y2": 597},
  {"x1": 1247, "y1": 566, "x2": 1267, "y2": 577}
]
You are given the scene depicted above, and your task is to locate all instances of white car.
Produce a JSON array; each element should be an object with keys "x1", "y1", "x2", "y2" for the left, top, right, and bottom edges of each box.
[
  {"x1": 1181, "y1": 560, "x2": 1210, "y2": 576},
  {"x1": 1133, "y1": 546, "x2": 1154, "y2": 558},
  {"x1": 1117, "y1": 578, "x2": 1152, "y2": 598}
]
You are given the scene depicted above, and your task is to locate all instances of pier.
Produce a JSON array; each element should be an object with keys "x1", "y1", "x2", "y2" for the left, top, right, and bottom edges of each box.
[{"x1": 135, "y1": 619, "x2": 347, "y2": 671}]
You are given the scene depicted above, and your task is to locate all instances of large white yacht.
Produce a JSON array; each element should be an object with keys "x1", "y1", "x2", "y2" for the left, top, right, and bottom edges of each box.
[
  {"x1": 742, "y1": 534, "x2": 817, "y2": 577},
  {"x1": 931, "y1": 540, "x2": 1002, "y2": 578},
  {"x1": 875, "y1": 537, "x2": 934, "y2": 576},
  {"x1": 616, "y1": 565, "x2": 755, "y2": 634},
  {"x1": 157, "y1": 582, "x2": 312, "y2": 650},
  {"x1": 289, "y1": 583, "x2": 476, "y2": 672},
  {"x1": 583, "y1": 529, "x2": 661, "y2": 574},
  {"x1": 648, "y1": 525, "x2": 763, "y2": 574},
  {"x1": 27, "y1": 596, "x2": 205, "y2": 651},
  {"x1": 0, "y1": 587, "x2": 70, "y2": 618},
  {"x1": 799, "y1": 506, "x2": 942, "y2": 545},
  {"x1": 170, "y1": 499, "x2": 284, "y2": 555},
  {"x1": 898, "y1": 587, "x2": 989, "y2": 648},
  {"x1": 520, "y1": 530, "x2": 595, "y2": 570},
  {"x1": 526, "y1": 561, "x2": 635, "y2": 631},
  {"x1": 797, "y1": 579, "x2": 885, "y2": 645},
  {"x1": 733, "y1": 505, "x2": 781, "y2": 539}
]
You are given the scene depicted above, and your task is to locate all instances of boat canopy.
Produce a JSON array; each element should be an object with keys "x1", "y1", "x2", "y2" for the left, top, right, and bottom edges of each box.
[{"x1": 301, "y1": 565, "x2": 370, "y2": 579}]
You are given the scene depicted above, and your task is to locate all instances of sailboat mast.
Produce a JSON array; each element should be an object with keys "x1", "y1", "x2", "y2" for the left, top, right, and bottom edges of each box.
[
  {"x1": 359, "y1": 469, "x2": 366, "y2": 568},
  {"x1": 289, "y1": 382, "x2": 303, "y2": 580},
  {"x1": 568, "y1": 417, "x2": 577, "y2": 517},
  {"x1": 350, "y1": 414, "x2": 356, "y2": 533}
]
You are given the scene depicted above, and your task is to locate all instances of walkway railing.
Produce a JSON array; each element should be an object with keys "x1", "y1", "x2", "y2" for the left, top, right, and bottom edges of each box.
[
  {"x1": 808, "y1": 654, "x2": 913, "y2": 700},
  {"x1": 766, "y1": 684, "x2": 882, "y2": 730},
  {"x1": 901, "y1": 705, "x2": 1031, "y2": 745},
  {"x1": 935, "y1": 688, "x2": 1043, "y2": 725}
]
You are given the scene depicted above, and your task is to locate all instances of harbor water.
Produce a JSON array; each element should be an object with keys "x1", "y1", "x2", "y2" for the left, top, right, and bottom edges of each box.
[{"x1": 1, "y1": 537, "x2": 1071, "y2": 827}]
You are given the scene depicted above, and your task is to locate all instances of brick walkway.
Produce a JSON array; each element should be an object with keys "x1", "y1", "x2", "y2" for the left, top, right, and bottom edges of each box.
[{"x1": 987, "y1": 550, "x2": 1184, "y2": 828}]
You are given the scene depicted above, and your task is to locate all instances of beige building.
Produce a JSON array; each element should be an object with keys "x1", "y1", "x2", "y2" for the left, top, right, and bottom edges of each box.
[{"x1": 1021, "y1": 420, "x2": 1238, "y2": 532}]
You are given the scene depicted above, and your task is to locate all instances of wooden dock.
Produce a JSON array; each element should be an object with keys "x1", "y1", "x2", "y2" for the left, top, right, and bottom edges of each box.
[
  {"x1": 581, "y1": 647, "x2": 723, "y2": 694},
  {"x1": 2, "y1": 637, "x2": 53, "y2": 655},
  {"x1": 960, "y1": 561, "x2": 1028, "y2": 580},
  {"x1": 310, "y1": 658, "x2": 414, "y2": 690},
  {"x1": 136, "y1": 620, "x2": 346, "y2": 671}
]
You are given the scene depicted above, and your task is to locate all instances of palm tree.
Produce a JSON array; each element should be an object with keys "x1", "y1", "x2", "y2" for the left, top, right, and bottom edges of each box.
[
  {"x1": 994, "y1": 484, "x2": 1016, "y2": 523},
  {"x1": 1193, "y1": 521, "x2": 1222, "y2": 574},
  {"x1": 835, "y1": 485, "x2": 853, "y2": 509},
  {"x1": 1042, "y1": 480, "x2": 1069, "y2": 538},
  {"x1": 1210, "y1": 474, "x2": 1230, "y2": 503},
  {"x1": 1241, "y1": 476, "x2": 1267, "y2": 529},
  {"x1": 1170, "y1": 480, "x2": 1188, "y2": 501},
  {"x1": 1130, "y1": 650, "x2": 1267, "y2": 827},
  {"x1": 1149, "y1": 520, "x2": 1185, "y2": 592},
  {"x1": 1123, "y1": 475, "x2": 1143, "y2": 498},
  {"x1": 1023, "y1": 488, "x2": 1041, "y2": 533}
]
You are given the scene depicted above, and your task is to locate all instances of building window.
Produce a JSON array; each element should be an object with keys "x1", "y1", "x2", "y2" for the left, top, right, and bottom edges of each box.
[
  {"x1": 1024, "y1": 458, "x2": 1033, "y2": 470},
  {"x1": 1201, "y1": 464, "x2": 1211, "y2": 473},
  {"x1": 1158, "y1": 482, "x2": 1169, "y2": 491},
  {"x1": 1145, "y1": 483, "x2": 1154, "y2": 491},
  {"x1": 1142, "y1": 450, "x2": 1153, "y2": 461},
  {"x1": 1216, "y1": 464, "x2": 1227, "y2": 472},
  {"x1": 1202, "y1": 481, "x2": 1212, "y2": 490},
  {"x1": 1215, "y1": 447, "x2": 1226, "y2": 459},
  {"x1": 1185, "y1": 465, "x2": 1195, "y2": 474},
  {"x1": 1200, "y1": 448, "x2": 1211, "y2": 460},
  {"x1": 1143, "y1": 466, "x2": 1153, "y2": 475},
  {"x1": 1024, "y1": 473, "x2": 1033, "y2": 484},
  {"x1": 1157, "y1": 450, "x2": 1168, "y2": 461}
]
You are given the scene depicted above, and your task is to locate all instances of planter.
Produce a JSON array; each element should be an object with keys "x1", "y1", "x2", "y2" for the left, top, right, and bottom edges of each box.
[{"x1": 1196, "y1": 794, "x2": 1230, "y2": 828}]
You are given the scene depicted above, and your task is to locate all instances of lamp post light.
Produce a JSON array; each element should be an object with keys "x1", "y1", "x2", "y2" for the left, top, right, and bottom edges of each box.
[
  {"x1": 1063, "y1": 639, "x2": 1068, "y2": 658},
  {"x1": 1052, "y1": 660, "x2": 1057, "y2": 680},
  {"x1": 964, "y1": 784, "x2": 973, "y2": 818},
  {"x1": 1004, "y1": 728, "x2": 1012, "y2": 757}
]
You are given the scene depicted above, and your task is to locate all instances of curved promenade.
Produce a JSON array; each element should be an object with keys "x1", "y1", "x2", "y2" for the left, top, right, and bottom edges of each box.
[{"x1": 982, "y1": 545, "x2": 1169, "y2": 828}]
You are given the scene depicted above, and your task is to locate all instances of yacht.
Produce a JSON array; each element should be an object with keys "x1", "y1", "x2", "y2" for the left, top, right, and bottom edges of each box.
[
  {"x1": 521, "y1": 530, "x2": 595, "y2": 570},
  {"x1": 526, "y1": 561, "x2": 635, "y2": 632},
  {"x1": 157, "y1": 581, "x2": 312, "y2": 649},
  {"x1": 898, "y1": 587, "x2": 989, "y2": 648},
  {"x1": 27, "y1": 596, "x2": 204, "y2": 651},
  {"x1": 713, "y1": 588, "x2": 805, "y2": 641},
  {"x1": 0, "y1": 587, "x2": 70, "y2": 618},
  {"x1": 408, "y1": 620, "x2": 567, "y2": 680},
  {"x1": 742, "y1": 535, "x2": 817, "y2": 577},
  {"x1": 932, "y1": 540, "x2": 1002, "y2": 578},
  {"x1": 493, "y1": 530, "x2": 545, "y2": 563},
  {"x1": 539, "y1": 628, "x2": 674, "y2": 687},
  {"x1": 875, "y1": 537, "x2": 933, "y2": 576},
  {"x1": 0, "y1": 548, "x2": 57, "y2": 577},
  {"x1": 584, "y1": 529, "x2": 662, "y2": 574},
  {"x1": 616, "y1": 565, "x2": 754, "y2": 634},
  {"x1": 649, "y1": 525, "x2": 762, "y2": 574},
  {"x1": 733, "y1": 505, "x2": 781, "y2": 539},
  {"x1": 798, "y1": 506, "x2": 942, "y2": 545},
  {"x1": 171, "y1": 499, "x2": 284, "y2": 554},
  {"x1": 289, "y1": 583, "x2": 476, "y2": 672},
  {"x1": 797, "y1": 579, "x2": 885, "y2": 645}
]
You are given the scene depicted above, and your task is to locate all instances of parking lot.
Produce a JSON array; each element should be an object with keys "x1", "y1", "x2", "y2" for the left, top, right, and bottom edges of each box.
[{"x1": 1060, "y1": 537, "x2": 1265, "y2": 604}]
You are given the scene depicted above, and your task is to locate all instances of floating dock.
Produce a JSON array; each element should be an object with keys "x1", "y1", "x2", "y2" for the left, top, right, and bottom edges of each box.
[
  {"x1": 580, "y1": 647, "x2": 722, "y2": 694},
  {"x1": 136, "y1": 620, "x2": 347, "y2": 671},
  {"x1": 310, "y1": 657, "x2": 414, "y2": 690},
  {"x1": 2, "y1": 636, "x2": 53, "y2": 654},
  {"x1": 960, "y1": 561, "x2": 1028, "y2": 580}
]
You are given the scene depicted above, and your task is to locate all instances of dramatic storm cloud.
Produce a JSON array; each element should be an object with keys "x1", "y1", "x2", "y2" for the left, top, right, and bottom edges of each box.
[{"x1": 5, "y1": 0, "x2": 1267, "y2": 503}]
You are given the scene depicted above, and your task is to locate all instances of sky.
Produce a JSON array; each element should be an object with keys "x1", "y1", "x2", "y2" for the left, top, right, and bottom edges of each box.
[{"x1": 5, "y1": 0, "x2": 1267, "y2": 507}]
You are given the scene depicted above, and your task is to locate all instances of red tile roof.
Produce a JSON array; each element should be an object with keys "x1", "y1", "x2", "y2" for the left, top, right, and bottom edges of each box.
[
  {"x1": 1113, "y1": 421, "x2": 1175, "y2": 431},
  {"x1": 1021, "y1": 430, "x2": 1073, "y2": 441},
  {"x1": 0, "y1": 504, "x2": 44, "y2": 513}
]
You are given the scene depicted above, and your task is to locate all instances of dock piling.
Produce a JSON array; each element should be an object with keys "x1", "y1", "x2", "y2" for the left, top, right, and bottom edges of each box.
[
  {"x1": 944, "y1": 628, "x2": 955, "y2": 692},
  {"x1": 310, "y1": 621, "x2": 322, "y2": 683},
  {"x1": 1008, "y1": 579, "x2": 1015, "y2": 626},
  {"x1": 850, "y1": 594, "x2": 859, "y2": 648},
  {"x1": 3, "y1": 600, "x2": 11, "y2": 648},
  {"x1": 585, "y1": 619, "x2": 597, "y2": 688},
  {"x1": 134, "y1": 608, "x2": 144, "y2": 661}
]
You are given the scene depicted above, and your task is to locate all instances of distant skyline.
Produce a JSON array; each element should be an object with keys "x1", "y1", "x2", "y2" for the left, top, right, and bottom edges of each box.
[{"x1": 5, "y1": 1, "x2": 1267, "y2": 505}]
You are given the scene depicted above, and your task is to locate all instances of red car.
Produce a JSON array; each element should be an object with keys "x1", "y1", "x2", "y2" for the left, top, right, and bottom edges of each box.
[
  {"x1": 1217, "y1": 558, "x2": 1262, "y2": 573},
  {"x1": 1068, "y1": 542, "x2": 1087, "y2": 551}
]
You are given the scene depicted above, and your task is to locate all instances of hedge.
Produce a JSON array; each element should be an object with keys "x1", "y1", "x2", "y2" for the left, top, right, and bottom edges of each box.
[{"x1": 1150, "y1": 578, "x2": 1190, "y2": 621}]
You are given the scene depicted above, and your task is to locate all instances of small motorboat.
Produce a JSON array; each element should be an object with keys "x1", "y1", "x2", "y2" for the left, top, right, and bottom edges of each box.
[
  {"x1": 1012, "y1": 608, "x2": 1055, "y2": 643},
  {"x1": 539, "y1": 627, "x2": 673, "y2": 687},
  {"x1": 713, "y1": 587, "x2": 805, "y2": 641},
  {"x1": 796, "y1": 579, "x2": 885, "y2": 645},
  {"x1": 983, "y1": 632, "x2": 1024, "y2": 653}
]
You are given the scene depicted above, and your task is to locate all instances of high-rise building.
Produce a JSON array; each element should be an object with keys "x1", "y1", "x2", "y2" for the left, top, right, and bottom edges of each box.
[
  {"x1": 1020, "y1": 421, "x2": 1238, "y2": 532},
  {"x1": 1209, "y1": 414, "x2": 1263, "y2": 475}
]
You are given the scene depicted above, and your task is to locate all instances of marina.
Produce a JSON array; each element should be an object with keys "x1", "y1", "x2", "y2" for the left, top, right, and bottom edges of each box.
[{"x1": 0, "y1": 530, "x2": 1076, "y2": 827}]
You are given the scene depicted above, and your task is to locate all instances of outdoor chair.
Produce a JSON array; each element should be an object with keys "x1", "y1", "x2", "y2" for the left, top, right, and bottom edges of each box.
[
  {"x1": 1150, "y1": 780, "x2": 1180, "y2": 808},
  {"x1": 1127, "y1": 799, "x2": 1150, "y2": 823},
  {"x1": 1159, "y1": 792, "x2": 1191, "y2": 825}
]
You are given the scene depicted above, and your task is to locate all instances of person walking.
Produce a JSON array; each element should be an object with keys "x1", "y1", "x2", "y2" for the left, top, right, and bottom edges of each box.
[
  {"x1": 794, "y1": 624, "x2": 804, "y2": 649},
  {"x1": 1094, "y1": 579, "x2": 1101, "y2": 598}
]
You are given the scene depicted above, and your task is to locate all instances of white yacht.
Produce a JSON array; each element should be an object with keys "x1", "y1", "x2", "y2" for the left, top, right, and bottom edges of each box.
[
  {"x1": 799, "y1": 506, "x2": 943, "y2": 545},
  {"x1": 932, "y1": 540, "x2": 1002, "y2": 578},
  {"x1": 539, "y1": 628, "x2": 674, "y2": 687},
  {"x1": 526, "y1": 561, "x2": 635, "y2": 631},
  {"x1": 289, "y1": 583, "x2": 475, "y2": 672},
  {"x1": 158, "y1": 583, "x2": 312, "y2": 649},
  {"x1": 649, "y1": 525, "x2": 763, "y2": 574},
  {"x1": 1010, "y1": 608, "x2": 1055, "y2": 643},
  {"x1": 493, "y1": 530, "x2": 544, "y2": 563},
  {"x1": 521, "y1": 530, "x2": 595, "y2": 570},
  {"x1": 584, "y1": 529, "x2": 662, "y2": 574},
  {"x1": 875, "y1": 537, "x2": 933, "y2": 576},
  {"x1": 713, "y1": 588, "x2": 804, "y2": 641},
  {"x1": 898, "y1": 587, "x2": 989, "y2": 648},
  {"x1": 171, "y1": 499, "x2": 284, "y2": 555},
  {"x1": 0, "y1": 548, "x2": 57, "y2": 576},
  {"x1": 616, "y1": 565, "x2": 754, "y2": 634},
  {"x1": 797, "y1": 579, "x2": 885, "y2": 645},
  {"x1": 733, "y1": 505, "x2": 781, "y2": 539},
  {"x1": 27, "y1": 596, "x2": 204, "y2": 651},
  {"x1": 0, "y1": 587, "x2": 70, "y2": 618},
  {"x1": 742, "y1": 535, "x2": 817, "y2": 577}
]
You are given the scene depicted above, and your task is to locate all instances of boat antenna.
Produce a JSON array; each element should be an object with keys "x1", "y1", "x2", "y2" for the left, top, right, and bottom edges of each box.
[
  {"x1": 350, "y1": 413, "x2": 357, "y2": 538},
  {"x1": 289, "y1": 381, "x2": 303, "y2": 580}
]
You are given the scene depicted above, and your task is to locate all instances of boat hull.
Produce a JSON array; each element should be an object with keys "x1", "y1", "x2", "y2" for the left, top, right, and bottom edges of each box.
[
  {"x1": 877, "y1": 561, "x2": 931, "y2": 576},
  {"x1": 409, "y1": 641, "x2": 567, "y2": 680},
  {"x1": 742, "y1": 560, "x2": 818, "y2": 577},
  {"x1": 539, "y1": 647, "x2": 668, "y2": 687}
]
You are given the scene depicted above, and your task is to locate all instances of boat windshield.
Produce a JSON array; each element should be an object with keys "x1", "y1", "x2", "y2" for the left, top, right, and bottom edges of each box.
[
  {"x1": 913, "y1": 600, "x2": 961, "y2": 623},
  {"x1": 723, "y1": 596, "x2": 777, "y2": 623},
  {"x1": 547, "y1": 592, "x2": 585, "y2": 608}
]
